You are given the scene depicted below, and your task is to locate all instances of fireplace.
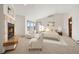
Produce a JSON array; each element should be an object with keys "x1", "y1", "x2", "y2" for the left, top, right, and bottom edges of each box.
[{"x1": 8, "y1": 23, "x2": 14, "y2": 40}]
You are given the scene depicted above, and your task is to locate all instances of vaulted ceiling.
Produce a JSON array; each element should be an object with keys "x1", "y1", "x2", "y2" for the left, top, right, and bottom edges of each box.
[{"x1": 14, "y1": 4, "x2": 79, "y2": 21}]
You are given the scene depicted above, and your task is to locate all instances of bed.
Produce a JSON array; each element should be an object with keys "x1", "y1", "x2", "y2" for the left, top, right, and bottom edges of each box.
[{"x1": 43, "y1": 31, "x2": 60, "y2": 41}]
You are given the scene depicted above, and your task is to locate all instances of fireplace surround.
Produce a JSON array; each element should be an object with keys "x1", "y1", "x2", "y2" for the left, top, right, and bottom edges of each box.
[{"x1": 3, "y1": 22, "x2": 18, "y2": 51}]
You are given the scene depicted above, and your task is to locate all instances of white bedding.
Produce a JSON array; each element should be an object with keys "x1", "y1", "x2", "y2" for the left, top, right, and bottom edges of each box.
[{"x1": 43, "y1": 31, "x2": 60, "y2": 41}]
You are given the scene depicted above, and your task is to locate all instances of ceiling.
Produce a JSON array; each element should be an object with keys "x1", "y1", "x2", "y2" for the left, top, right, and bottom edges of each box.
[{"x1": 14, "y1": 4, "x2": 79, "y2": 21}]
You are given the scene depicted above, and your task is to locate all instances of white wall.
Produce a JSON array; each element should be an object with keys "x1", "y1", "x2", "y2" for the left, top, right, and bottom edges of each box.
[
  {"x1": 0, "y1": 5, "x2": 5, "y2": 53},
  {"x1": 63, "y1": 14, "x2": 69, "y2": 36},
  {"x1": 15, "y1": 15, "x2": 25, "y2": 36},
  {"x1": 0, "y1": 5, "x2": 5, "y2": 42},
  {"x1": 53, "y1": 14, "x2": 65, "y2": 29},
  {"x1": 53, "y1": 14, "x2": 69, "y2": 35},
  {"x1": 25, "y1": 18, "x2": 27, "y2": 34},
  {"x1": 37, "y1": 14, "x2": 68, "y2": 33},
  {"x1": 70, "y1": 8, "x2": 79, "y2": 42}
]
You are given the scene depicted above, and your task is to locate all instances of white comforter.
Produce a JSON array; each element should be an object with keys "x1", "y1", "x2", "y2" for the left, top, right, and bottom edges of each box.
[{"x1": 43, "y1": 31, "x2": 60, "y2": 41}]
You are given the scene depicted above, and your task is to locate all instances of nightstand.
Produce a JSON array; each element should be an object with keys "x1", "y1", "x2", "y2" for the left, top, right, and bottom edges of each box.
[{"x1": 58, "y1": 32, "x2": 62, "y2": 35}]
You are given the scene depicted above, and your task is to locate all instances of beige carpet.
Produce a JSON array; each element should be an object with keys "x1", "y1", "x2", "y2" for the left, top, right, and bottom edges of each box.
[{"x1": 5, "y1": 35, "x2": 79, "y2": 54}]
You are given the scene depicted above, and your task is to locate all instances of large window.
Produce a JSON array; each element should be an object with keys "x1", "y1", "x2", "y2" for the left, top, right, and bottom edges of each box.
[{"x1": 27, "y1": 20, "x2": 35, "y2": 31}]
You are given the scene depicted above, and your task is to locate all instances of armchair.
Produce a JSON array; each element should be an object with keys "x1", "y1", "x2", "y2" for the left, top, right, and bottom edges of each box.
[{"x1": 28, "y1": 34, "x2": 43, "y2": 51}]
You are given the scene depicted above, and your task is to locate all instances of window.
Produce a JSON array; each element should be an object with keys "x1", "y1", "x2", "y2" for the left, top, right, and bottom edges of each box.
[{"x1": 27, "y1": 20, "x2": 36, "y2": 31}]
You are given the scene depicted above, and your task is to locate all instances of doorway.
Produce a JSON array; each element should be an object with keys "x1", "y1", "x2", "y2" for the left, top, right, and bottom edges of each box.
[{"x1": 68, "y1": 17, "x2": 72, "y2": 37}]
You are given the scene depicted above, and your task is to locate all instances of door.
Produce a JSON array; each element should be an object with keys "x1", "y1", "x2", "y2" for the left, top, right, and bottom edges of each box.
[{"x1": 68, "y1": 17, "x2": 72, "y2": 37}]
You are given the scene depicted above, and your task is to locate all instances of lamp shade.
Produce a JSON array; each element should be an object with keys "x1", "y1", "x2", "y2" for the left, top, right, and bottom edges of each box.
[{"x1": 57, "y1": 26, "x2": 62, "y2": 32}]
